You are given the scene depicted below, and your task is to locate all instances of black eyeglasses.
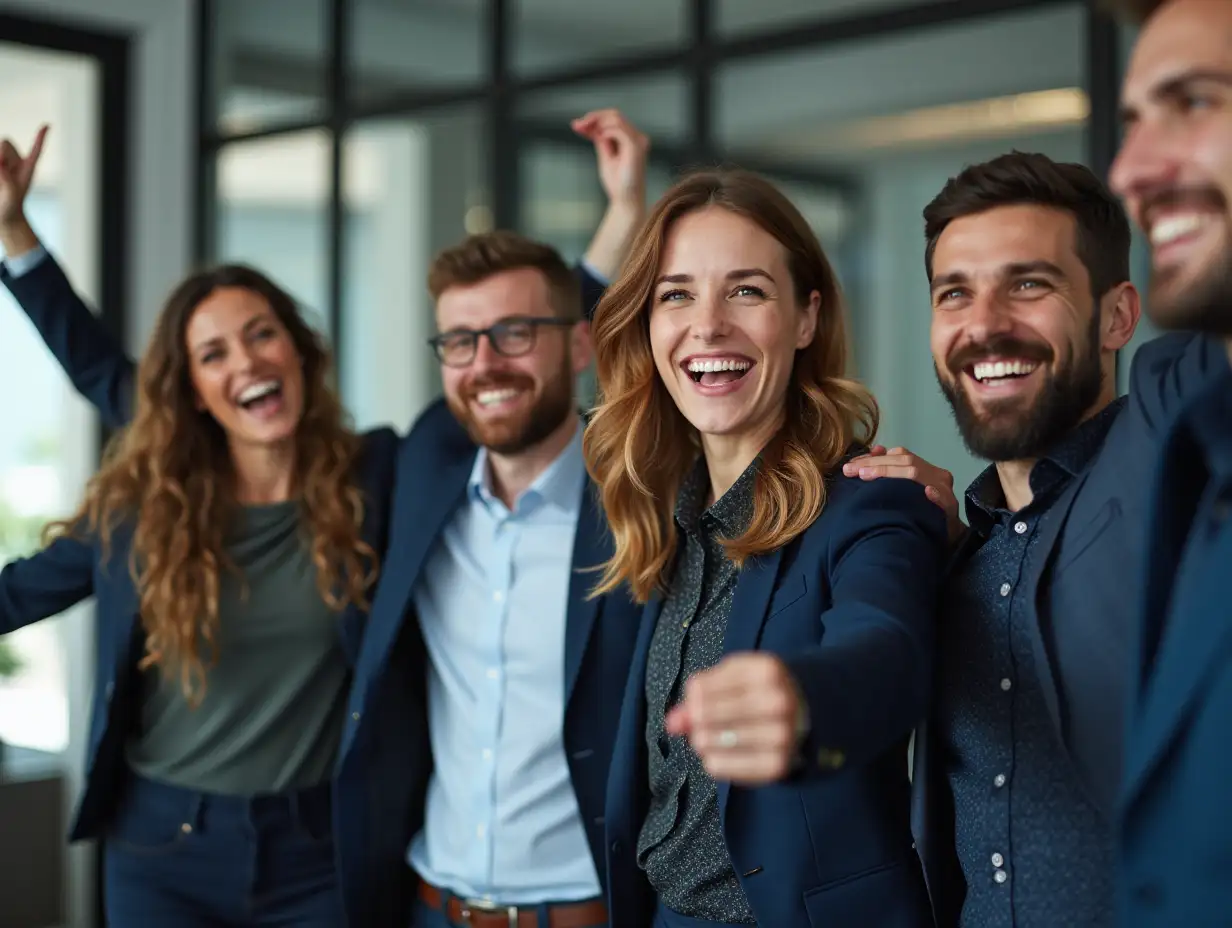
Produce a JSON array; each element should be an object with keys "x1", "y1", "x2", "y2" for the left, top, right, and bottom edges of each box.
[{"x1": 428, "y1": 316, "x2": 575, "y2": 367}]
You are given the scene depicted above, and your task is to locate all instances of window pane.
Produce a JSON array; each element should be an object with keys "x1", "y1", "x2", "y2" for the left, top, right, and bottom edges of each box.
[
  {"x1": 716, "y1": 3, "x2": 1087, "y2": 496},
  {"x1": 211, "y1": 0, "x2": 328, "y2": 134},
  {"x1": 0, "y1": 44, "x2": 101, "y2": 759},
  {"x1": 341, "y1": 109, "x2": 487, "y2": 431},
  {"x1": 347, "y1": 0, "x2": 484, "y2": 107},
  {"x1": 513, "y1": 0, "x2": 688, "y2": 76},
  {"x1": 215, "y1": 130, "x2": 331, "y2": 329},
  {"x1": 717, "y1": 0, "x2": 944, "y2": 36},
  {"x1": 517, "y1": 71, "x2": 693, "y2": 152}
]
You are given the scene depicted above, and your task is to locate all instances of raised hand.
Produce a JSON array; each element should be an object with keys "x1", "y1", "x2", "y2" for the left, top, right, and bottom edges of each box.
[
  {"x1": 843, "y1": 445, "x2": 964, "y2": 542},
  {"x1": 572, "y1": 108, "x2": 649, "y2": 212},
  {"x1": 0, "y1": 125, "x2": 48, "y2": 229}
]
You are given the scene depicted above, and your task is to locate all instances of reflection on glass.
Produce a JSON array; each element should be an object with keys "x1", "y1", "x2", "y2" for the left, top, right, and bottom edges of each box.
[
  {"x1": 341, "y1": 110, "x2": 488, "y2": 432},
  {"x1": 347, "y1": 0, "x2": 483, "y2": 106},
  {"x1": 513, "y1": 0, "x2": 688, "y2": 76},
  {"x1": 716, "y1": 3, "x2": 1087, "y2": 495},
  {"x1": 212, "y1": 0, "x2": 328, "y2": 134},
  {"x1": 215, "y1": 130, "x2": 331, "y2": 331}
]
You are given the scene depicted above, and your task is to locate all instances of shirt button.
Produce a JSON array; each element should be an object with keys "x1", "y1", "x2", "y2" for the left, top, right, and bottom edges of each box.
[
  {"x1": 993, "y1": 773, "x2": 1007, "y2": 788},
  {"x1": 492, "y1": 590, "x2": 504, "y2": 603},
  {"x1": 1000, "y1": 678, "x2": 1013, "y2": 691},
  {"x1": 351, "y1": 711, "x2": 360, "y2": 721},
  {"x1": 994, "y1": 869, "x2": 1008, "y2": 884},
  {"x1": 1013, "y1": 520, "x2": 1028, "y2": 534},
  {"x1": 476, "y1": 824, "x2": 486, "y2": 838},
  {"x1": 992, "y1": 852, "x2": 1004, "y2": 867},
  {"x1": 999, "y1": 582, "x2": 1011, "y2": 597},
  {"x1": 482, "y1": 748, "x2": 492, "y2": 760},
  {"x1": 486, "y1": 668, "x2": 498, "y2": 680}
]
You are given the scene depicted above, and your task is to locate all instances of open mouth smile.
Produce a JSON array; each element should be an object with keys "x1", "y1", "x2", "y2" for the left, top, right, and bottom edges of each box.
[
  {"x1": 234, "y1": 379, "x2": 285, "y2": 418},
  {"x1": 681, "y1": 356, "x2": 755, "y2": 396}
]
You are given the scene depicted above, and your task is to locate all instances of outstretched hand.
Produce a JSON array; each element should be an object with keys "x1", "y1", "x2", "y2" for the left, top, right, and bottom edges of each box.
[
  {"x1": 0, "y1": 125, "x2": 48, "y2": 228},
  {"x1": 843, "y1": 445, "x2": 965, "y2": 543}
]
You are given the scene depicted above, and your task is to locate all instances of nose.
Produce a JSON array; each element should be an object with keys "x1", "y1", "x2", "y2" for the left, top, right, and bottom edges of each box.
[
  {"x1": 691, "y1": 293, "x2": 729, "y2": 343},
  {"x1": 963, "y1": 292, "x2": 1015, "y2": 344},
  {"x1": 1109, "y1": 117, "x2": 1180, "y2": 203},
  {"x1": 471, "y1": 330, "x2": 501, "y2": 369}
]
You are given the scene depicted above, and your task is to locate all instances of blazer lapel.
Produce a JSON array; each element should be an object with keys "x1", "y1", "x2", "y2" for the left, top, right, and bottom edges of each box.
[
  {"x1": 563, "y1": 481, "x2": 609, "y2": 706},
  {"x1": 718, "y1": 547, "x2": 786, "y2": 821},
  {"x1": 354, "y1": 447, "x2": 473, "y2": 689}
]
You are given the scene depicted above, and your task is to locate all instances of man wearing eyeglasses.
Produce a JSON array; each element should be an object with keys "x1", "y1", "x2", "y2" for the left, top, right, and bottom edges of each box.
[{"x1": 382, "y1": 109, "x2": 651, "y2": 928}]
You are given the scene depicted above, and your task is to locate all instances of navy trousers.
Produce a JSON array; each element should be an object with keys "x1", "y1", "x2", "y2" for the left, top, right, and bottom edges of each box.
[{"x1": 102, "y1": 772, "x2": 343, "y2": 927}]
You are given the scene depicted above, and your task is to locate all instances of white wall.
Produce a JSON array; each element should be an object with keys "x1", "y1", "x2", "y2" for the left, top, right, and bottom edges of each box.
[{"x1": 2, "y1": 0, "x2": 196, "y2": 351}]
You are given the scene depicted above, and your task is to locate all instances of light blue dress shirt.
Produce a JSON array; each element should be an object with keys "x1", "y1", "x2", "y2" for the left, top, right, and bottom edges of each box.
[
  {"x1": 3, "y1": 243, "x2": 48, "y2": 277},
  {"x1": 408, "y1": 422, "x2": 602, "y2": 904}
]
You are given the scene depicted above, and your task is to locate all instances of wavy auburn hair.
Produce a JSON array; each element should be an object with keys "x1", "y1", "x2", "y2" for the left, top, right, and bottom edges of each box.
[
  {"x1": 584, "y1": 169, "x2": 878, "y2": 603},
  {"x1": 47, "y1": 266, "x2": 377, "y2": 702}
]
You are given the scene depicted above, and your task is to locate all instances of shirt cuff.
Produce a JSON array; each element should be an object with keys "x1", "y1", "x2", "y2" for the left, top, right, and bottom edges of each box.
[
  {"x1": 579, "y1": 260, "x2": 609, "y2": 287},
  {"x1": 4, "y1": 244, "x2": 48, "y2": 278}
]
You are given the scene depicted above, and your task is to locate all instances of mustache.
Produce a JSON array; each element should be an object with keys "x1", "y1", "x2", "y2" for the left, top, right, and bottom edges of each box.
[
  {"x1": 1141, "y1": 185, "x2": 1227, "y2": 220},
  {"x1": 947, "y1": 337, "x2": 1052, "y2": 374},
  {"x1": 465, "y1": 372, "x2": 534, "y2": 397}
]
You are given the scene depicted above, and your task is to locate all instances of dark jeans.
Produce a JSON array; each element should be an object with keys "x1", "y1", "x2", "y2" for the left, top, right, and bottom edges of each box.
[{"x1": 102, "y1": 772, "x2": 343, "y2": 927}]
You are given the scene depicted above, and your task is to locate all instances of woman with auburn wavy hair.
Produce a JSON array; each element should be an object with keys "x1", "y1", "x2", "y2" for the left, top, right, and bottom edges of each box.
[
  {"x1": 0, "y1": 192, "x2": 399, "y2": 921},
  {"x1": 585, "y1": 169, "x2": 948, "y2": 928}
]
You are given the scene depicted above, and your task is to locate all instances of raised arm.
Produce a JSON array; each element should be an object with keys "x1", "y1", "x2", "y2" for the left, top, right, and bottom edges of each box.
[
  {"x1": 573, "y1": 109, "x2": 649, "y2": 321},
  {"x1": 0, "y1": 533, "x2": 96, "y2": 636},
  {"x1": 0, "y1": 126, "x2": 135, "y2": 429}
]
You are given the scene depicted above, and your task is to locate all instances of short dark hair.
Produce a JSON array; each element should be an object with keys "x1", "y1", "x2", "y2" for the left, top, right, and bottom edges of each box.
[
  {"x1": 1099, "y1": 0, "x2": 1166, "y2": 24},
  {"x1": 428, "y1": 230, "x2": 581, "y2": 320},
  {"x1": 923, "y1": 151, "x2": 1132, "y2": 298}
]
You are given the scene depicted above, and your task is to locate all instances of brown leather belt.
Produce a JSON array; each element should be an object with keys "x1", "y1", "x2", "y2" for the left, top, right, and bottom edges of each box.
[{"x1": 417, "y1": 879, "x2": 608, "y2": 928}]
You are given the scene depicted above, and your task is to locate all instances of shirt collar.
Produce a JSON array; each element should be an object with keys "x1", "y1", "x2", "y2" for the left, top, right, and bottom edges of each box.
[
  {"x1": 468, "y1": 417, "x2": 585, "y2": 514},
  {"x1": 674, "y1": 454, "x2": 758, "y2": 537},
  {"x1": 964, "y1": 395, "x2": 1127, "y2": 534},
  {"x1": 1177, "y1": 367, "x2": 1232, "y2": 479}
]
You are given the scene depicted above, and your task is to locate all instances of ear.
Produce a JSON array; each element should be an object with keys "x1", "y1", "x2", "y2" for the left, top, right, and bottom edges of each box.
[
  {"x1": 570, "y1": 319, "x2": 593, "y2": 375},
  {"x1": 1101, "y1": 281, "x2": 1140, "y2": 351},
  {"x1": 796, "y1": 290, "x2": 821, "y2": 350}
]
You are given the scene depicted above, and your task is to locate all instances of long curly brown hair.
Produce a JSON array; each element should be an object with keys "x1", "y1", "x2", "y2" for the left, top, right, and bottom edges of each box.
[
  {"x1": 584, "y1": 170, "x2": 879, "y2": 603},
  {"x1": 47, "y1": 265, "x2": 377, "y2": 702}
]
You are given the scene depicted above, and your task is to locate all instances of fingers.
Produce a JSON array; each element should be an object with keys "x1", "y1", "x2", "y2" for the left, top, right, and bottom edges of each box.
[
  {"x1": 0, "y1": 140, "x2": 19, "y2": 176},
  {"x1": 572, "y1": 109, "x2": 649, "y2": 150},
  {"x1": 25, "y1": 125, "x2": 48, "y2": 176}
]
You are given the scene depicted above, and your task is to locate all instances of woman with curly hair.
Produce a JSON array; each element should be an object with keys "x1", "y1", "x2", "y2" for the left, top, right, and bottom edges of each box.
[
  {"x1": 0, "y1": 132, "x2": 401, "y2": 926},
  {"x1": 584, "y1": 170, "x2": 947, "y2": 927}
]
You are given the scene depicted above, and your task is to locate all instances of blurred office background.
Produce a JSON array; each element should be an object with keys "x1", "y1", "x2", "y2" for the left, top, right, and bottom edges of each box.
[{"x1": 0, "y1": 1, "x2": 1147, "y2": 925}]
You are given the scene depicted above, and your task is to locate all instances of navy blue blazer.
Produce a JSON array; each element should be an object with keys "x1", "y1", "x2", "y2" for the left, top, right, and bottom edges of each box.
[
  {"x1": 1118, "y1": 356, "x2": 1232, "y2": 925},
  {"x1": 605, "y1": 473, "x2": 947, "y2": 928},
  {"x1": 1, "y1": 253, "x2": 632, "y2": 925},
  {"x1": 910, "y1": 333, "x2": 1229, "y2": 927}
]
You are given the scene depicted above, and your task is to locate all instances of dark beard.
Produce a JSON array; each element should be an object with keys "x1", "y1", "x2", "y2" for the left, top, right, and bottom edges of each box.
[
  {"x1": 936, "y1": 313, "x2": 1104, "y2": 462},
  {"x1": 447, "y1": 363, "x2": 576, "y2": 456},
  {"x1": 1149, "y1": 250, "x2": 1232, "y2": 338}
]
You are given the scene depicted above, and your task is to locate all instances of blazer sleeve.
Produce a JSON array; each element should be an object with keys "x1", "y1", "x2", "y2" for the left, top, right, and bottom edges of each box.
[
  {"x1": 576, "y1": 263, "x2": 607, "y2": 323},
  {"x1": 783, "y1": 478, "x2": 947, "y2": 775},
  {"x1": 1, "y1": 252, "x2": 136, "y2": 430},
  {"x1": 0, "y1": 534, "x2": 96, "y2": 636},
  {"x1": 1128, "y1": 332, "x2": 1230, "y2": 437}
]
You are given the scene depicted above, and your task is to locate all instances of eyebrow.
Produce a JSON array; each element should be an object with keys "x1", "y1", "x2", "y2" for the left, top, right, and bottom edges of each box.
[
  {"x1": 655, "y1": 268, "x2": 776, "y2": 286},
  {"x1": 191, "y1": 314, "x2": 273, "y2": 353},
  {"x1": 1121, "y1": 67, "x2": 1232, "y2": 121},
  {"x1": 931, "y1": 260, "x2": 1066, "y2": 290}
]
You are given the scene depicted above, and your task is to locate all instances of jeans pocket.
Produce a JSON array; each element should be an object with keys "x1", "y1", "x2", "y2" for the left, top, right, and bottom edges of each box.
[{"x1": 106, "y1": 785, "x2": 197, "y2": 856}]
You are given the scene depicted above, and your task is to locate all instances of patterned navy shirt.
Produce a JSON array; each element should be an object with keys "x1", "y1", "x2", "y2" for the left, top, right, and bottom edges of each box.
[{"x1": 939, "y1": 398, "x2": 1125, "y2": 928}]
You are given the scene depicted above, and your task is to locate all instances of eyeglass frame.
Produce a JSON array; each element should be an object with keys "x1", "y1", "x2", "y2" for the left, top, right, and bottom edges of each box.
[{"x1": 427, "y1": 315, "x2": 577, "y2": 368}]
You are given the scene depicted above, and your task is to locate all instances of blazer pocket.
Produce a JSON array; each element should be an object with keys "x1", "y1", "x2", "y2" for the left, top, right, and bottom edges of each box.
[
  {"x1": 1051, "y1": 498, "x2": 1121, "y2": 576},
  {"x1": 766, "y1": 573, "x2": 807, "y2": 621},
  {"x1": 803, "y1": 856, "x2": 932, "y2": 928}
]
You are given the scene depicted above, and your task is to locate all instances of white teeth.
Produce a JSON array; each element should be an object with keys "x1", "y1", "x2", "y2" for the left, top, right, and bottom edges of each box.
[
  {"x1": 972, "y1": 360, "x2": 1037, "y2": 382},
  {"x1": 476, "y1": 388, "x2": 520, "y2": 407},
  {"x1": 686, "y1": 358, "x2": 752, "y2": 373},
  {"x1": 237, "y1": 380, "x2": 280, "y2": 404},
  {"x1": 1150, "y1": 214, "x2": 1207, "y2": 247}
]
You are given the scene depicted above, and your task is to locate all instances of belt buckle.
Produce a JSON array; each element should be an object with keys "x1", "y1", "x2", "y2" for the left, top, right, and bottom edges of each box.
[{"x1": 460, "y1": 897, "x2": 518, "y2": 928}]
